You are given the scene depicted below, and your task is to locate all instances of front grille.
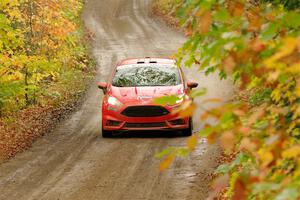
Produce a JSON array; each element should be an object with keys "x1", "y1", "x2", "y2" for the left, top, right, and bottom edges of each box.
[
  {"x1": 125, "y1": 122, "x2": 166, "y2": 128},
  {"x1": 121, "y1": 106, "x2": 169, "y2": 117}
]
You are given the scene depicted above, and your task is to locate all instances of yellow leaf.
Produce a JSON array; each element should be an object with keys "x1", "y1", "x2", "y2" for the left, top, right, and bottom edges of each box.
[
  {"x1": 187, "y1": 135, "x2": 198, "y2": 151},
  {"x1": 271, "y1": 89, "x2": 281, "y2": 103},
  {"x1": 174, "y1": 101, "x2": 196, "y2": 118},
  {"x1": 258, "y1": 149, "x2": 274, "y2": 167},
  {"x1": 296, "y1": 86, "x2": 300, "y2": 97},
  {"x1": 264, "y1": 37, "x2": 298, "y2": 68},
  {"x1": 282, "y1": 146, "x2": 300, "y2": 159},
  {"x1": 233, "y1": 2, "x2": 244, "y2": 17},
  {"x1": 286, "y1": 62, "x2": 300, "y2": 73},
  {"x1": 160, "y1": 154, "x2": 175, "y2": 171}
]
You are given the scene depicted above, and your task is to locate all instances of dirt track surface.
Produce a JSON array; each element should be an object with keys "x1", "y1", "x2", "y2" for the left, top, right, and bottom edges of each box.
[{"x1": 0, "y1": 1, "x2": 233, "y2": 199}]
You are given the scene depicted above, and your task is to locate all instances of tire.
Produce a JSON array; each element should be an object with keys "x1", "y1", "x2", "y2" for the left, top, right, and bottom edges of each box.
[
  {"x1": 102, "y1": 129, "x2": 113, "y2": 138},
  {"x1": 182, "y1": 118, "x2": 193, "y2": 136}
]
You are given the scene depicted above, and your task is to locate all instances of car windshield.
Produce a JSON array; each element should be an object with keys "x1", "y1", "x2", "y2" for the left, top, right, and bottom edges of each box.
[{"x1": 112, "y1": 64, "x2": 181, "y2": 87}]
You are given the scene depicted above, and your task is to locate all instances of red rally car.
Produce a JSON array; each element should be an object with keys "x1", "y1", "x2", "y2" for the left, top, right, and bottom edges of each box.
[{"x1": 97, "y1": 57, "x2": 198, "y2": 137}]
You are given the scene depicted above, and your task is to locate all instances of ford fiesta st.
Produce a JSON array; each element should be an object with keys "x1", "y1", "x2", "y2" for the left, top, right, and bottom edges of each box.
[{"x1": 97, "y1": 58, "x2": 198, "y2": 137}]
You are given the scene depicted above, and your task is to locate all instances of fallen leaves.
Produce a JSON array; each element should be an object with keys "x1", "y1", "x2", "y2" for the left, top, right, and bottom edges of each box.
[{"x1": 0, "y1": 100, "x2": 78, "y2": 161}]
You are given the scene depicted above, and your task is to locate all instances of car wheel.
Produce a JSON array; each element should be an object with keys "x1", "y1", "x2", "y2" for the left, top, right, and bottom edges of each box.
[
  {"x1": 102, "y1": 129, "x2": 113, "y2": 138},
  {"x1": 182, "y1": 118, "x2": 193, "y2": 136}
]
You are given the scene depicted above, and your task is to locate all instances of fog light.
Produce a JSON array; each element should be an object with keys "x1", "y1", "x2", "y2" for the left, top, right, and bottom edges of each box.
[
  {"x1": 106, "y1": 120, "x2": 121, "y2": 126},
  {"x1": 169, "y1": 119, "x2": 185, "y2": 125}
]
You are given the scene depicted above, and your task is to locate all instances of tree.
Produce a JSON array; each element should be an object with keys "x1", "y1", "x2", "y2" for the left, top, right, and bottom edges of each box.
[
  {"x1": 0, "y1": 0, "x2": 89, "y2": 115},
  {"x1": 157, "y1": 0, "x2": 300, "y2": 199}
]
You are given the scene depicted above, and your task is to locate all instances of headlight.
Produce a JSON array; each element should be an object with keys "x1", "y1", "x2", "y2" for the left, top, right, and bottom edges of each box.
[{"x1": 107, "y1": 96, "x2": 123, "y2": 110}]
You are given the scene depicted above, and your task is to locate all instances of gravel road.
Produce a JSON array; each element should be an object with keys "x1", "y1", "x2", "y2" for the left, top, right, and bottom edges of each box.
[{"x1": 0, "y1": 0, "x2": 233, "y2": 199}]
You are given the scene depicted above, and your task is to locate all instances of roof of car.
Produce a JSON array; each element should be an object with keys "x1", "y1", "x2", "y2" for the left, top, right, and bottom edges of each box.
[{"x1": 117, "y1": 57, "x2": 176, "y2": 66}]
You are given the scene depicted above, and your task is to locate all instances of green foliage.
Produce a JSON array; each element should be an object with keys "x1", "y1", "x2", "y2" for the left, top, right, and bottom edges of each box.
[{"x1": 249, "y1": 88, "x2": 272, "y2": 106}]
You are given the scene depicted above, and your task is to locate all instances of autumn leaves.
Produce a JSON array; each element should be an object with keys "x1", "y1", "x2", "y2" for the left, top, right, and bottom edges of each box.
[
  {"x1": 0, "y1": 0, "x2": 91, "y2": 114},
  {"x1": 155, "y1": 0, "x2": 300, "y2": 199}
]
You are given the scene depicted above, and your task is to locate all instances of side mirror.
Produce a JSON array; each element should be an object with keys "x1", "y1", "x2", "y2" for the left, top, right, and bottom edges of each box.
[
  {"x1": 187, "y1": 81, "x2": 198, "y2": 89},
  {"x1": 97, "y1": 82, "x2": 107, "y2": 92}
]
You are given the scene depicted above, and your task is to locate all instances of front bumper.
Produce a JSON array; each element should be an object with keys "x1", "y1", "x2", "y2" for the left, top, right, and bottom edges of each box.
[{"x1": 102, "y1": 105, "x2": 189, "y2": 131}]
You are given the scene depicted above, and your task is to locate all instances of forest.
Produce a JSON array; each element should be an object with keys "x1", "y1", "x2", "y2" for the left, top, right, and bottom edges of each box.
[{"x1": 0, "y1": 0, "x2": 93, "y2": 160}]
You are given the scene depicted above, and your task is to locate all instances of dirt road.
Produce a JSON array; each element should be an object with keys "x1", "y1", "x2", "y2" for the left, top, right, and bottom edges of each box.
[{"x1": 0, "y1": 0, "x2": 233, "y2": 199}]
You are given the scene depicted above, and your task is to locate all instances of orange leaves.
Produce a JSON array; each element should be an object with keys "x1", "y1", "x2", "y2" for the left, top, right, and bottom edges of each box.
[
  {"x1": 250, "y1": 39, "x2": 265, "y2": 53},
  {"x1": 200, "y1": 105, "x2": 225, "y2": 121},
  {"x1": 238, "y1": 126, "x2": 251, "y2": 136},
  {"x1": 159, "y1": 154, "x2": 176, "y2": 171},
  {"x1": 173, "y1": 101, "x2": 196, "y2": 118},
  {"x1": 197, "y1": 11, "x2": 212, "y2": 34},
  {"x1": 247, "y1": 6, "x2": 263, "y2": 31},
  {"x1": 233, "y1": 109, "x2": 246, "y2": 117},
  {"x1": 159, "y1": 135, "x2": 198, "y2": 171},
  {"x1": 248, "y1": 110, "x2": 265, "y2": 126},
  {"x1": 187, "y1": 135, "x2": 198, "y2": 151},
  {"x1": 220, "y1": 131, "x2": 235, "y2": 152},
  {"x1": 227, "y1": 0, "x2": 244, "y2": 17},
  {"x1": 240, "y1": 137, "x2": 257, "y2": 152},
  {"x1": 207, "y1": 131, "x2": 218, "y2": 144},
  {"x1": 232, "y1": 178, "x2": 246, "y2": 200},
  {"x1": 222, "y1": 55, "x2": 236, "y2": 74},
  {"x1": 156, "y1": 0, "x2": 300, "y2": 199}
]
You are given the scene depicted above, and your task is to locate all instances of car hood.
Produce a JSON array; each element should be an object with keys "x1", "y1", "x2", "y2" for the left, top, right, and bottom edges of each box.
[{"x1": 109, "y1": 85, "x2": 184, "y2": 104}]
